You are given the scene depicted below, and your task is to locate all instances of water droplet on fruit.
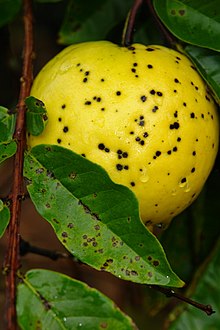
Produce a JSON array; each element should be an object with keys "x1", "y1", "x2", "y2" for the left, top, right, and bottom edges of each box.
[
  {"x1": 171, "y1": 189, "x2": 177, "y2": 196},
  {"x1": 140, "y1": 174, "x2": 149, "y2": 183}
]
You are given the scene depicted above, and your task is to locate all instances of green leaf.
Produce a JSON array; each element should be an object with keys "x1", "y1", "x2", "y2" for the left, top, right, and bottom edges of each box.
[
  {"x1": 58, "y1": 0, "x2": 133, "y2": 45},
  {"x1": 24, "y1": 145, "x2": 184, "y2": 288},
  {"x1": 184, "y1": 45, "x2": 220, "y2": 104},
  {"x1": 0, "y1": 106, "x2": 16, "y2": 141},
  {"x1": 0, "y1": 199, "x2": 10, "y2": 238},
  {"x1": 25, "y1": 96, "x2": 48, "y2": 136},
  {"x1": 0, "y1": 140, "x2": 17, "y2": 164},
  {"x1": 153, "y1": 0, "x2": 220, "y2": 51},
  {"x1": 17, "y1": 269, "x2": 137, "y2": 330},
  {"x1": 0, "y1": 0, "x2": 22, "y2": 28},
  {"x1": 167, "y1": 239, "x2": 220, "y2": 330}
]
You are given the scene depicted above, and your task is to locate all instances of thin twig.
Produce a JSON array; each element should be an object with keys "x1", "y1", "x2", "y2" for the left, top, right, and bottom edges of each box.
[
  {"x1": 19, "y1": 238, "x2": 72, "y2": 261},
  {"x1": 150, "y1": 285, "x2": 215, "y2": 316},
  {"x1": 4, "y1": 0, "x2": 34, "y2": 329},
  {"x1": 122, "y1": 0, "x2": 143, "y2": 46}
]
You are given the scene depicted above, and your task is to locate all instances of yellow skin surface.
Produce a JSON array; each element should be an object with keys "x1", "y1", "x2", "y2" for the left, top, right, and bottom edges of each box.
[{"x1": 28, "y1": 41, "x2": 219, "y2": 226}]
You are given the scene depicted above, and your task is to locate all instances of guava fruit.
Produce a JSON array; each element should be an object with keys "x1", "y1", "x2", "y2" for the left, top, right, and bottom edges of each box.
[{"x1": 27, "y1": 41, "x2": 219, "y2": 227}]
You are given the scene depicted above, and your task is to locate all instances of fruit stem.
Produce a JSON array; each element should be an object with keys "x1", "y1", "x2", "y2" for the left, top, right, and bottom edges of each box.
[
  {"x1": 145, "y1": 0, "x2": 177, "y2": 48},
  {"x1": 122, "y1": 0, "x2": 143, "y2": 47}
]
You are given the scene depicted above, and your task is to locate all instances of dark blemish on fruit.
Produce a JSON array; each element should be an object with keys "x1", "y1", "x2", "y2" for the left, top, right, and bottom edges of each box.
[
  {"x1": 133, "y1": 62, "x2": 138, "y2": 67},
  {"x1": 76, "y1": 63, "x2": 80, "y2": 67},
  {"x1": 136, "y1": 137, "x2": 141, "y2": 142},
  {"x1": 156, "y1": 151, "x2": 161, "y2": 157},
  {"x1": 61, "y1": 104, "x2": 66, "y2": 109},
  {"x1": 81, "y1": 153, "x2": 86, "y2": 157},
  {"x1": 123, "y1": 152, "x2": 128, "y2": 158},
  {"x1": 191, "y1": 167, "x2": 195, "y2": 173},
  {"x1": 101, "y1": 78, "x2": 105, "y2": 82},
  {"x1": 157, "y1": 91, "x2": 163, "y2": 97},
  {"x1": 176, "y1": 56, "x2": 181, "y2": 60},
  {"x1": 98, "y1": 143, "x2": 105, "y2": 150},
  {"x1": 211, "y1": 115, "x2": 214, "y2": 120},
  {"x1": 63, "y1": 126, "x2": 68, "y2": 133},
  {"x1": 93, "y1": 96, "x2": 97, "y2": 100},
  {"x1": 83, "y1": 78, "x2": 88, "y2": 83},
  {"x1": 177, "y1": 137, "x2": 181, "y2": 142},
  {"x1": 195, "y1": 86, "x2": 199, "y2": 90},
  {"x1": 135, "y1": 74, "x2": 139, "y2": 78},
  {"x1": 192, "y1": 151, "x2": 196, "y2": 156},
  {"x1": 101, "y1": 107, "x2": 105, "y2": 111},
  {"x1": 140, "y1": 140, "x2": 145, "y2": 145},
  {"x1": 116, "y1": 91, "x2": 121, "y2": 96},
  {"x1": 174, "y1": 111, "x2": 178, "y2": 118},
  {"x1": 192, "y1": 193, "x2": 196, "y2": 198},
  {"x1": 173, "y1": 146, "x2": 178, "y2": 152},
  {"x1": 85, "y1": 101, "x2": 91, "y2": 105},
  {"x1": 58, "y1": 117, "x2": 62, "y2": 122},
  {"x1": 191, "y1": 65, "x2": 196, "y2": 71},
  {"x1": 97, "y1": 97, "x2": 101, "y2": 102},
  {"x1": 170, "y1": 122, "x2": 180, "y2": 129},
  {"x1": 67, "y1": 223, "x2": 74, "y2": 228},
  {"x1": 124, "y1": 165, "x2": 129, "y2": 170},
  {"x1": 104, "y1": 148, "x2": 110, "y2": 152},
  {"x1": 167, "y1": 172, "x2": 170, "y2": 176},
  {"x1": 190, "y1": 112, "x2": 195, "y2": 118},
  {"x1": 174, "y1": 78, "x2": 180, "y2": 83},
  {"x1": 181, "y1": 177, "x2": 187, "y2": 183},
  {"x1": 131, "y1": 68, "x2": 136, "y2": 73},
  {"x1": 147, "y1": 64, "x2": 153, "y2": 69},
  {"x1": 57, "y1": 138, "x2": 61, "y2": 144},
  {"x1": 85, "y1": 71, "x2": 90, "y2": 76},
  {"x1": 174, "y1": 89, "x2": 177, "y2": 93},
  {"x1": 196, "y1": 138, "x2": 199, "y2": 142},
  {"x1": 143, "y1": 132, "x2": 148, "y2": 138},
  {"x1": 116, "y1": 164, "x2": 123, "y2": 171},
  {"x1": 167, "y1": 150, "x2": 172, "y2": 155},
  {"x1": 183, "y1": 102, "x2": 187, "y2": 107},
  {"x1": 146, "y1": 47, "x2": 155, "y2": 51},
  {"x1": 130, "y1": 131, "x2": 134, "y2": 135},
  {"x1": 62, "y1": 232, "x2": 68, "y2": 238},
  {"x1": 130, "y1": 182, "x2": 135, "y2": 187},
  {"x1": 152, "y1": 106, "x2": 158, "y2": 112},
  {"x1": 140, "y1": 95, "x2": 147, "y2": 102},
  {"x1": 206, "y1": 95, "x2": 211, "y2": 102},
  {"x1": 150, "y1": 89, "x2": 156, "y2": 95},
  {"x1": 128, "y1": 46, "x2": 135, "y2": 50}
]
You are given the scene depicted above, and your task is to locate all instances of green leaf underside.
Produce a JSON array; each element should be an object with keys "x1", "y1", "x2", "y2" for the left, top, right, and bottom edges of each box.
[
  {"x1": 168, "y1": 239, "x2": 220, "y2": 330},
  {"x1": 25, "y1": 96, "x2": 48, "y2": 136},
  {"x1": 185, "y1": 45, "x2": 220, "y2": 104},
  {"x1": 0, "y1": 200, "x2": 10, "y2": 238},
  {"x1": 58, "y1": 0, "x2": 133, "y2": 44},
  {"x1": 0, "y1": 0, "x2": 22, "y2": 28},
  {"x1": 153, "y1": 0, "x2": 220, "y2": 52},
  {"x1": 17, "y1": 269, "x2": 137, "y2": 330},
  {"x1": 0, "y1": 141, "x2": 17, "y2": 164},
  {"x1": 24, "y1": 145, "x2": 184, "y2": 287}
]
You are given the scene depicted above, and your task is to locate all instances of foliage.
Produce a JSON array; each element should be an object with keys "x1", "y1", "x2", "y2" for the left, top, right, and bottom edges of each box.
[{"x1": 0, "y1": 0, "x2": 220, "y2": 329}]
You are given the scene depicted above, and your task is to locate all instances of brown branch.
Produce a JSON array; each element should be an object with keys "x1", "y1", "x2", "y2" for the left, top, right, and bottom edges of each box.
[
  {"x1": 150, "y1": 285, "x2": 215, "y2": 316},
  {"x1": 3, "y1": 0, "x2": 34, "y2": 329},
  {"x1": 122, "y1": 0, "x2": 143, "y2": 47}
]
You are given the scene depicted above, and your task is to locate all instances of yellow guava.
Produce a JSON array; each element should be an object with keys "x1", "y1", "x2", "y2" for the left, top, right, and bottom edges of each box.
[{"x1": 27, "y1": 41, "x2": 219, "y2": 227}]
